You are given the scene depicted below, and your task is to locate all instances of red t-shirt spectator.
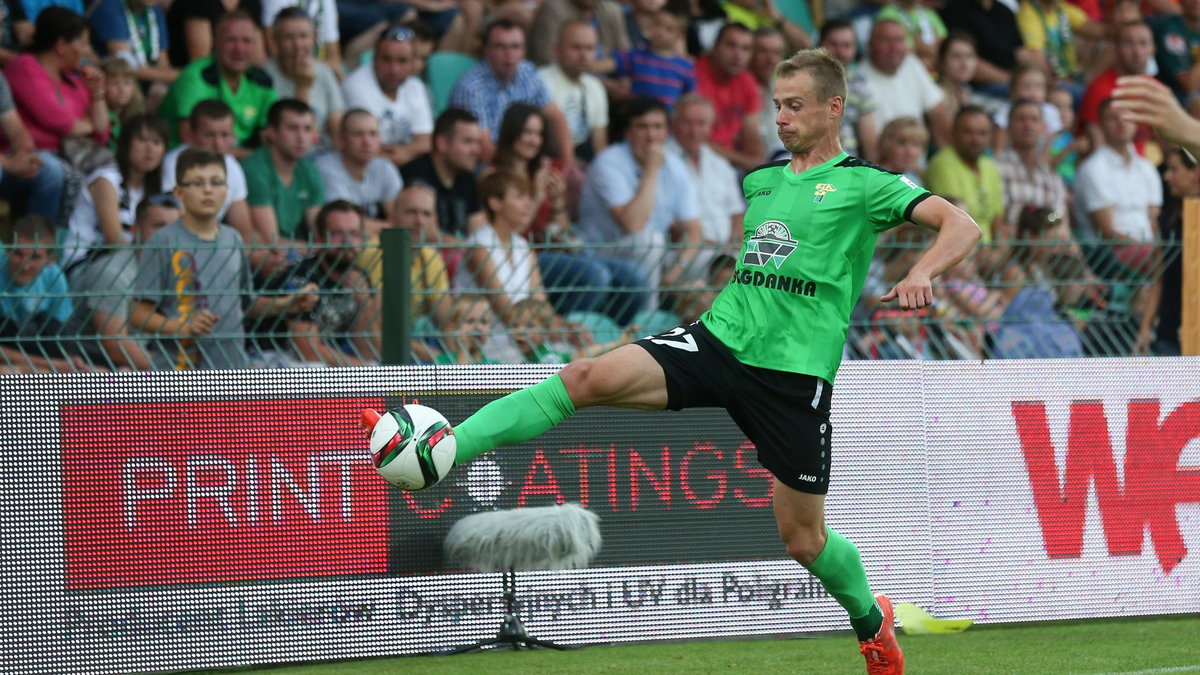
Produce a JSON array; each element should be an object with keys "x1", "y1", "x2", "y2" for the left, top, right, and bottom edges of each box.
[
  {"x1": 3, "y1": 53, "x2": 108, "y2": 152},
  {"x1": 695, "y1": 54, "x2": 762, "y2": 151}
]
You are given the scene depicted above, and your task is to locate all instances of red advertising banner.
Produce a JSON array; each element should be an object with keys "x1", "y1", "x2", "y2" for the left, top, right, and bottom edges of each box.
[{"x1": 60, "y1": 397, "x2": 388, "y2": 589}]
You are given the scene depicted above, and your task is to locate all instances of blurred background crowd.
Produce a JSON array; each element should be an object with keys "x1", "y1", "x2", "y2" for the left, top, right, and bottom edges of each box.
[{"x1": 0, "y1": 0, "x2": 1188, "y2": 371}]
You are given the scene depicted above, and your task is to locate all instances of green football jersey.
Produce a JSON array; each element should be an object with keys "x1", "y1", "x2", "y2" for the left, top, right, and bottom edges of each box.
[{"x1": 702, "y1": 153, "x2": 931, "y2": 383}]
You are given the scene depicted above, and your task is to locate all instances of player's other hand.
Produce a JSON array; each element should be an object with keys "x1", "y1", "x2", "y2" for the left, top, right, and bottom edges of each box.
[{"x1": 881, "y1": 271, "x2": 934, "y2": 309}]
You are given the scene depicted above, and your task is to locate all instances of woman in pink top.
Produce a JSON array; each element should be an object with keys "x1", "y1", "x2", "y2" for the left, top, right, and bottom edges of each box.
[{"x1": 5, "y1": 7, "x2": 109, "y2": 153}]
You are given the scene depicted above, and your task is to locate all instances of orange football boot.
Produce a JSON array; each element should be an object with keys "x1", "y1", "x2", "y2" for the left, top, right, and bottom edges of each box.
[{"x1": 859, "y1": 593, "x2": 904, "y2": 674}]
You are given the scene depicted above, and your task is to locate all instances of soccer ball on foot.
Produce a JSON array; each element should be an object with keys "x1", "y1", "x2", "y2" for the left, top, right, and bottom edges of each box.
[{"x1": 367, "y1": 405, "x2": 457, "y2": 491}]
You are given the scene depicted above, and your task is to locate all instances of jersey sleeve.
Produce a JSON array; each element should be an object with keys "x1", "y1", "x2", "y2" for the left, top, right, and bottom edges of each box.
[{"x1": 866, "y1": 170, "x2": 931, "y2": 232}]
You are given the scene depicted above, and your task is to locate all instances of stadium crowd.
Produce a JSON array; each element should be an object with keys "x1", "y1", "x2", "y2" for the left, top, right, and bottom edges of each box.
[{"x1": 0, "y1": 0, "x2": 1187, "y2": 371}]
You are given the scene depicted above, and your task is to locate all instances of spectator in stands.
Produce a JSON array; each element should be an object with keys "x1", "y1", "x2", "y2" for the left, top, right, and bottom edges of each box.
[
  {"x1": 400, "y1": 107, "x2": 485, "y2": 240},
  {"x1": 133, "y1": 148, "x2": 302, "y2": 369},
  {"x1": 877, "y1": 116, "x2": 928, "y2": 187},
  {"x1": 454, "y1": 169, "x2": 555, "y2": 320},
  {"x1": 342, "y1": 25, "x2": 433, "y2": 168},
  {"x1": 578, "y1": 97, "x2": 702, "y2": 322},
  {"x1": 316, "y1": 109, "x2": 404, "y2": 236},
  {"x1": 508, "y1": 297, "x2": 636, "y2": 363},
  {"x1": 1080, "y1": 21, "x2": 1157, "y2": 158},
  {"x1": 1048, "y1": 84, "x2": 1087, "y2": 186},
  {"x1": 1074, "y1": 98, "x2": 1162, "y2": 272},
  {"x1": 538, "y1": 20, "x2": 610, "y2": 162},
  {"x1": 752, "y1": 26, "x2": 787, "y2": 161},
  {"x1": 940, "y1": 0, "x2": 1040, "y2": 89},
  {"x1": 337, "y1": 0, "x2": 470, "y2": 55},
  {"x1": 63, "y1": 114, "x2": 168, "y2": 266},
  {"x1": 696, "y1": 23, "x2": 764, "y2": 171},
  {"x1": 1016, "y1": 0, "x2": 1103, "y2": 87},
  {"x1": 1152, "y1": 146, "x2": 1194, "y2": 355},
  {"x1": 936, "y1": 32, "x2": 1005, "y2": 123},
  {"x1": 719, "y1": 0, "x2": 811, "y2": 51},
  {"x1": 355, "y1": 183, "x2": 450, "y2": 330},
  {"x1": 262, "y1": 0, "x2": 342, "y2": 79},
  {"x1": 0, "y1": 214, "x2": 89, "y2": 372},
  {"x1": 876, "y1": 0, "x2": 947, "y2": 71},
  {"x1": 165, "y1": 0, "x2": 264, "y2": 69},
  {"x1": 817, "y1": 19, "x2": 879, "y2": 163},
  {"x1": 266, "y1": 200, "x2": 381, "y2": 367},
  {"x1": 992, "y1": 66, "x2": 1061, "y2": 152},
  {"x1": 241, "y1": 99, "x2": 325, "y2": 242},
  {"x1": 1154, "y1": 0, "x2": 1200, "y2": 99},
  {"x1": 666, "y1": 93, "x2": 743, "y2": 271},
  {"x1": 608, "y1": 10, "x2": 695, "y2": 108},
  {"x1": 161, "y1": 100, "x2": 255, "y2": 248},
  {"x1": 528, "y1": 0, "x2": 629, "y2": 68},
  {"x1": 100, "y1": 58, "x2": 143, "y2": 153},
  {"x1": 862, "y1": 18, "x2": 951, "y2": 148},
  {"x1": 449, "y1": 18, "x2": 575, "y2": 165},
  {"x1": 0, "y1": 71, "x2": 66, "y2": 225},
  {"x1": 263, "y1": 7, "x2": 345, "y2": 151},
  {"x1": 68, "y1": 193, "x2": 179, "y2": 370},
  {"x1": 87, "y1": 0, "x2": 178, "y2": 96},
  {"x1": 5, "y1": 7, "x2": 109, "y2": 155},
  {"x1": 995, "y1": 99, "x2": 1069, "y2": 230},
  {"x1": 433, "y1": 294, "x2": 498, "y2": 364},
  {"x1": 924, "y1": 105, "x2": 1006, "y2": 243},
  {"x1": 159, "y1": 10, "x2": 275, "y2": 151}
]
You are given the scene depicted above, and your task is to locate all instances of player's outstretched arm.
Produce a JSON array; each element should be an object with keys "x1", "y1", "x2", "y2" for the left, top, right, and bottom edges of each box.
[{"x1": 881, "y1": 196, "x2": 982, "y2": 310}]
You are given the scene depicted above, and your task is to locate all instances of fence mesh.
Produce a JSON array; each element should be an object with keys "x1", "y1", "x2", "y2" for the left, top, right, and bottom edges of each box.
[{"x1": 0, "y1": 230, "x2": 1180, "y2": 372}]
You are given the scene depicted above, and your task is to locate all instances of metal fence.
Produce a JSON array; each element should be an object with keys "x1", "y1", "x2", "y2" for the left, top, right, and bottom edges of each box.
[{"x1": 0, "y1": 231, "x2": 1180, "y2": 373}]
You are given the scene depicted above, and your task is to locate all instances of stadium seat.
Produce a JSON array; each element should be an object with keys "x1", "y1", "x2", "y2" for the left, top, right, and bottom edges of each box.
[
  {"x1": 631, "y1": 309, "x2": 680, "y2": 334},
  {"x1": 425, "y1": 52, "x2": 478, "y2": 115},
  {"x1": 565, "y1": 310, "x2": 624, "y2": 344}
]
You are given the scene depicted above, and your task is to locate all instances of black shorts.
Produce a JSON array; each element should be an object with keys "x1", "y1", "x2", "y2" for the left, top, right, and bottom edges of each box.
[{"x1": 634, "y1": 321, "x2": 834, "y2": 495}]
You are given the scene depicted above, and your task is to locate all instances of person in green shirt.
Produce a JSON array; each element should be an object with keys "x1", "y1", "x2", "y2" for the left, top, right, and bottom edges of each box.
[
  {"x1": 362, "y1": 48, "x2": 981, "y2": 675},
  {"x1": 157, "y1": 10, "x2": 276, "y2": 151},
  {"x1": 240, "y1": 99, "x2": 326, "y2": 243}
]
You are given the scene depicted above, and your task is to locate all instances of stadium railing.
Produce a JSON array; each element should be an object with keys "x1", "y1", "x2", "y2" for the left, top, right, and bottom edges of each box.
[{"x1": 0, "y1": 232, "x2": 1179, "y2": 372}]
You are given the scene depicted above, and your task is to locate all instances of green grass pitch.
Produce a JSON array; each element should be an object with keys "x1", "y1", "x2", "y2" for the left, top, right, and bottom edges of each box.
[{"x1": 205, "y1": 615, "x2": 1199, "y2": 675}]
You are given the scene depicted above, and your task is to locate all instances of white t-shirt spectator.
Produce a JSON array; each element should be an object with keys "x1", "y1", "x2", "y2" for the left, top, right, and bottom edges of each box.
[
  {"x1": 1073, "y1": 143, "x2": 1162, "y2": 242},
  {"x1": 342, "y1": 64, "x2": 434, "y2": 146},
  {"x1": 452, "y1": 223, "x2": 537, "y2": 302},
  {"x1": 538, "y1": 64, "x2": 608, "y2": 147},
  {"x1": 161, "y1": 144, "x2": 249, "y2": 222},
  {"x1": 262, "y1": 0, "x2": 339, "y2": 45},
  {"x1": 861, "y1": 53, "x2": 945, "y2": 133},
  {"x1": 315, "y1": 152, "x2": 404, "y2": 219},
  {"x1": 63, "y1": 164, "x2": 142, "y2": 265},
  {"x1": 665, "y1": 137, "x2": 743, "y2": 245}
]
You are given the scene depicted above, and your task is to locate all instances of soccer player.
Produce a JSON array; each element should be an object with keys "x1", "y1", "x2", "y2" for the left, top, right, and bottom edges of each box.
[{"x1": 363, "y1": 48, "x2": 981, "y2": 674}]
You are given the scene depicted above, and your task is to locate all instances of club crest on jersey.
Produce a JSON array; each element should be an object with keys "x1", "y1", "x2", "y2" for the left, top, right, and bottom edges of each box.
[
  {"x1": 742, "y1": 220, "x2": 797, "y2": 269},
  {"x1": 813, "y1": 183, "x2": 837, "y2": 203}
]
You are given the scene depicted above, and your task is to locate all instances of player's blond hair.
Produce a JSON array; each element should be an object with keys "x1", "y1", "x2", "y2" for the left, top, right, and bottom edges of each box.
[{"x1": 774, "y1": 48, "x2": 847, "y2": 109}]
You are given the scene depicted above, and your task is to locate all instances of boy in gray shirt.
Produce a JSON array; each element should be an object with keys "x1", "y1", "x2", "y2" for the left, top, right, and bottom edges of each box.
[{"x1": 131, "y1": 149, "x2": 315, "y2": 369}]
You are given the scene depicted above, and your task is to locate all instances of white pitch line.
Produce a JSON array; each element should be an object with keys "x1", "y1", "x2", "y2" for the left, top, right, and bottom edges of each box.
[{"x1": 1074, "y1": 666, "x2": 1200, "y2": 675}]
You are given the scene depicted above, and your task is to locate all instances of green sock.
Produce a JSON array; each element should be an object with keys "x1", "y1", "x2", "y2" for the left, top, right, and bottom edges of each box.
[
  {"x1": 805, "y1": 527, "x2": 882, "y2": 641},
  {"x1": 453, "y1": 374, "x2": 577, "y2": 464}
]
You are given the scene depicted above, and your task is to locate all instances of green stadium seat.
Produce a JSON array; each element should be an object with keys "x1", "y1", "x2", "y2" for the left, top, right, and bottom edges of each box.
[
  {"x1": 565, "y1": 310, "x2": 624, "y2": 344},
  {"x1": 631, "y1": 309, "x2": 681, "y2": 334},
  {"x1": 425, "y1": 52, "x2": 478, "y2": 115}
]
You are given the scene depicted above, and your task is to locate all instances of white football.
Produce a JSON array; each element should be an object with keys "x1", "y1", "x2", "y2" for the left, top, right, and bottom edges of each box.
[{"x1": 370, "y1": 404, "x2": 457, "y2": 491}]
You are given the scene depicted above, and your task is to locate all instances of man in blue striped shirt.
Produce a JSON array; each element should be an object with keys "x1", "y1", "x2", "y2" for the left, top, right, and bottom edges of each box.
[{"x1": 449, "y1": 18, "x2": 576, "y2": 165}]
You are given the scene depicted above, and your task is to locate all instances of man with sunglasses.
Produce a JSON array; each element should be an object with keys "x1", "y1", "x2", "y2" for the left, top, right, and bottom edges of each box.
[{"x1": 342, "y1": 24, "x2": 433, "y2": 168}]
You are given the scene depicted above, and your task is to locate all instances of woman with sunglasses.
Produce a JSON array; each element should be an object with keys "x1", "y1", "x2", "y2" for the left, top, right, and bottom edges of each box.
[{"x1": 63, "y1": 114, "x2": 168, "y2": 266}]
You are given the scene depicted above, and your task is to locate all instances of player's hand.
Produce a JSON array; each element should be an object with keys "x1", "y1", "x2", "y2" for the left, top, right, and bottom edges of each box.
[
  {"x1": 181, "y1": 310, "x2": 219, "y2": 337},
  {"x1": 881, "y1": 270, "x2": 934, "y2": 309}
]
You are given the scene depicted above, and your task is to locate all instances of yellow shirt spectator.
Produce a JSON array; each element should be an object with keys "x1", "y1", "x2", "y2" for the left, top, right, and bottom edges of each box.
[{"x1": 924, "y1": 147, "x2": 1005, "y2": 243}]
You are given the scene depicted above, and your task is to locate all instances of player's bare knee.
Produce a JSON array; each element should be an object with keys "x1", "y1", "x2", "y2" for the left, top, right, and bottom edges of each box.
[
  {"x1": 782, "y1": 527, "x2": 827, "y2": 567},
  {"x1": 559, "y1": 358, "x2": 604, "y2": 406}
]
